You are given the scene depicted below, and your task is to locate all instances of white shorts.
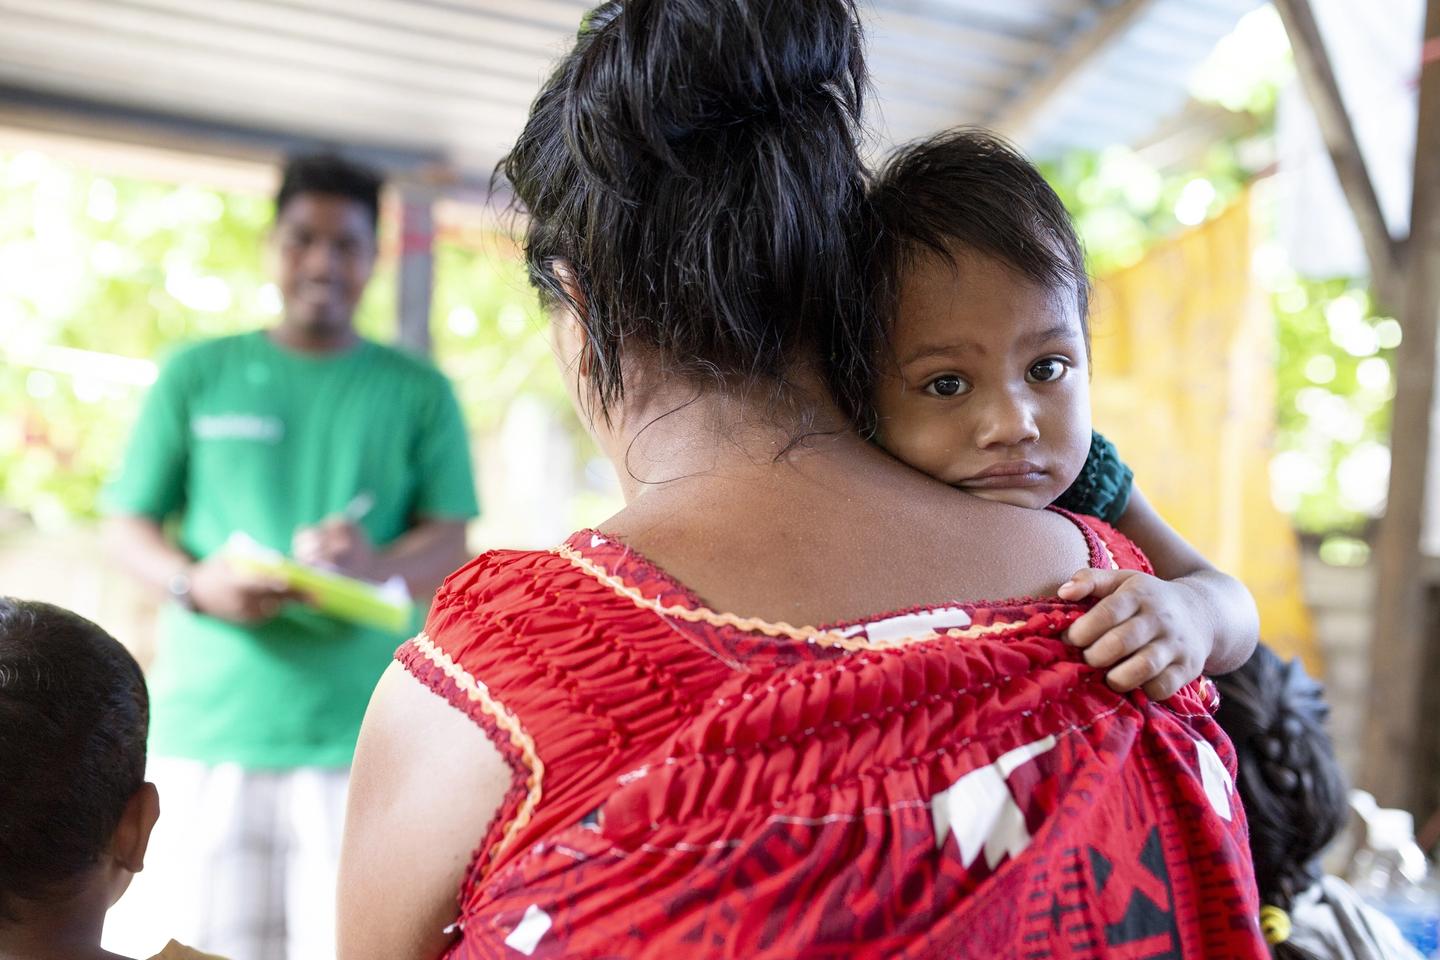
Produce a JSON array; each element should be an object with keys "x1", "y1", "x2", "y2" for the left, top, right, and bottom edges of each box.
[{"x1": 102, "y1": 757, "x2": 349, "y2": 960}]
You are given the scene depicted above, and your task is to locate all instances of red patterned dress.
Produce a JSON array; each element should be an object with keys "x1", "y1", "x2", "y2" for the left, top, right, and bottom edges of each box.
[{"x1": 398, "y1": 510, "x2": 1268, "y2": 959}]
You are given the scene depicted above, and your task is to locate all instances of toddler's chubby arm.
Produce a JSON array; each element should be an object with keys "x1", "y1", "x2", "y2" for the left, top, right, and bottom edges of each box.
[{"x1": 1059, "y1": 487, "x2": 1259, "y2": 700}]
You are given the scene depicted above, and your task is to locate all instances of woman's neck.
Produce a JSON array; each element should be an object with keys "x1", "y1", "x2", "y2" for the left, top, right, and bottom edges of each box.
[
  {"x1": 603, "y1": 367, "x2": 856, "y2": 505},
  {"x1": 591, "y1": 362, "x2": 1092, "y2": 626}
]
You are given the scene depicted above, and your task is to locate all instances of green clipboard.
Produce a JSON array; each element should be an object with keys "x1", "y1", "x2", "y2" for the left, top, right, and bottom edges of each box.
[{"x1": 223, "y1": 532, "x2": 414, "y2": 633}]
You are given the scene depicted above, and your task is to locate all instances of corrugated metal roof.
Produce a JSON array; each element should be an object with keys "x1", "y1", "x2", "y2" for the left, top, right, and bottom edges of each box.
[
  {"x1": 1022, "y1": 0, "x2": 1265, "y2": 154},
  {"x1": 0, "y1": 0, "x2": 1263, "y2": 181}
]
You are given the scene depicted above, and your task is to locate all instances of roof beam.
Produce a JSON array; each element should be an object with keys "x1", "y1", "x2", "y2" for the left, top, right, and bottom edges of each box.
[
  {"x1": 874, "y1": 0, "x2": 1086, "y2": 37},
  {"x1": 1, "y1": 0, "x2": 550, "y2": 99},
  {"x1": 0, "y1": 18, "x2": 521, "y2": 141},
  {"x1": 1273, "y1": 0, "x2": 1406, "y2": 311},
  {"x1": 0, "y1": 114, "x2": 278, "y2": 194},
  {"x1": 991, "y1": 0, "x2": 1159, "y2": 144},
  {"x1": 867, "y1": 7, "x2": 1052, "y2": 67},
  {"x1": 0, "y1": 84, "x2": 444, "y2": 171}
]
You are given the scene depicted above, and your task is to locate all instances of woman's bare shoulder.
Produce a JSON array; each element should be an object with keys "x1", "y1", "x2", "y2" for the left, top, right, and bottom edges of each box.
[{"x1": 337, "y1": 663, "x2": 514, "y2": 960}]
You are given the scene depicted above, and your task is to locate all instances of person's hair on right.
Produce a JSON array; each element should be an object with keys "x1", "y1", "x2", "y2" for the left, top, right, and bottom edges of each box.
[
  {"x1": 1213, "y1": 644, "x2": 1347, "y2": 960},
  {"x1": 276, "y1": 150, "x2": 383, "y2": 233},
  {"x1": 0, "y1": 598, "x2": 148, "y2": 924},
  {"x1": 868, "y1": 127, "x2": 1090, "y2": 342},
  {"x1": 499, "y1": 0, "x2": 879, "y2": 434}
]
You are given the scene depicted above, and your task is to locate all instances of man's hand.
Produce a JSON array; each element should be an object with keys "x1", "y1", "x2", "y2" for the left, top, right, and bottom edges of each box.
[
  {"x1": 1059, "y1": 569, "x2": 1213, "y2": 701},
  {"x1": 293, "y1": 519, "x2": 378, "y2": 580},
  {"x1": 190, "y1": 555, "x2": 299, "y2": 623}
]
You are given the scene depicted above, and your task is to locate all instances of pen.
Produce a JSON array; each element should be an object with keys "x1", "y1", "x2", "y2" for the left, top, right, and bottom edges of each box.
[{"x1": 341, "y1": 491, "x2": 374, "y2": 525}]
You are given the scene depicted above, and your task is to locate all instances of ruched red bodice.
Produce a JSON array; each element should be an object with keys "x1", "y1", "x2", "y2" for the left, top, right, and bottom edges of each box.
[{"x1": 398, "y1": 511, "x2": 1266, "y2": 959}]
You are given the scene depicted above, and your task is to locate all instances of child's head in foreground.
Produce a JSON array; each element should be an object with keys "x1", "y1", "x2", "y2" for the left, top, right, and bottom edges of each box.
[
  {"x1": 868, "y1": 128, "x2": 1092, "y2": 510},
  {"x1": 0, "y1": 597, "x2": 156, "y2": 942}
]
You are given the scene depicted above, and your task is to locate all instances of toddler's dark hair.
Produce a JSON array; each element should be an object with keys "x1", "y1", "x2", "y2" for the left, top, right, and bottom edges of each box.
[
  {"x1": 499, "y1": 0, "x2": 878, "y2": 432},
  {"x1": 276, "y1": 151, "x2": 383, "y2": 233},
  {"x1": 869, "y1": 127, "x2": 1089, "y2": 340},
  {"x1": 1213, "y1": 645, "x2": 1347, "y2": 960},
  {"x1": 0, "y1": 598, "x2": 148, "y2": 924}
]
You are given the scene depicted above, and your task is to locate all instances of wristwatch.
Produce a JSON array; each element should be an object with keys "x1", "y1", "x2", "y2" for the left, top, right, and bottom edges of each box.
[{"x1": 168, "y1": 569, "x2": 198, "y2": 612}]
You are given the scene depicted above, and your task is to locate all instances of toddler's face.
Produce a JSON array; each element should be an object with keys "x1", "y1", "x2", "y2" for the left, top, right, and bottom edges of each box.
[{"x1": 873, "y1": 247, "x2": 1091, "y2": 510}]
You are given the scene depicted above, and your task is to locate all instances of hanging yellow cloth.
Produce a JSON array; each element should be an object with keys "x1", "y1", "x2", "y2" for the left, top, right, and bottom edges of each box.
[{"x1": 1088, "y1": 194, "x2": 1319, "y2": 672}]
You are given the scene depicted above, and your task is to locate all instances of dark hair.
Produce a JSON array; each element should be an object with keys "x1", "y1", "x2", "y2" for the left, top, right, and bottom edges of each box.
[
  {"x1": 0, "y1": 598, "x2": 148, "y2": 924},
  {"x1": 499, "y1": 0, "x2": 877, "y2": 431},
  {"x1": 1213, "y1": 645, "x2": 1346, "y2": 960},
  {"x1": 276, "y1": 151, "x2": 383, "y2": 232},
  {"x1": 869, "y1": 127, "x2": 1089, "y2": 340}
]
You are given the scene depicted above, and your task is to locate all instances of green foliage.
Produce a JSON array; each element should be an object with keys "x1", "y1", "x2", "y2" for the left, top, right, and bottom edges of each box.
[
  {"x1": 1270, "y1": 279, "x2": 1395, "y2": 535},
  {"x1": 0, "y1": 151, "x2": 255, "y2": 525},
  {"x1": 1042, "y1": 144, "x2": 1250, "y2": 274},
  {"x1": 429, "y1": 239, "x2": 568, "y2": 434}
]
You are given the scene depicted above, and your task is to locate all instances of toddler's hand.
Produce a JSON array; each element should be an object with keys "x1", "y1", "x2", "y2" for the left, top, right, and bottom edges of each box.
[{"x1": 1058, "y1": 569, "x2": 1212, "y2": 701}]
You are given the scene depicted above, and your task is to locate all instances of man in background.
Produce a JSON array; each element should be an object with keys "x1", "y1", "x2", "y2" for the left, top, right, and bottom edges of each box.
[{"x1": 101, "y1": 152, "x2": 478, "y2": 960}]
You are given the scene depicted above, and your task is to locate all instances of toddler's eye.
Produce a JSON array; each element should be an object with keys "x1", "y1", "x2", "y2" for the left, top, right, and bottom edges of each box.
[
  {"x1": 1027, "y1": 359, "x2": 1067, "y2": 383},
  {"x1": 925, "y1": 375, "x2": 969, "y2": 398}
]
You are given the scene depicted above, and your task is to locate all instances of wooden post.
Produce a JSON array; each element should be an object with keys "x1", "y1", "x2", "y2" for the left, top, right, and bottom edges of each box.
[
  {"x1": 395, "y1": 182, "x2": 435, "y2": 357},
  {"x1": 1361, "y1": 0, "x2": 1440, "y2": 813},
  {"x1": 1273, "y1": 0, "x2": 1406, "y2": 311}
]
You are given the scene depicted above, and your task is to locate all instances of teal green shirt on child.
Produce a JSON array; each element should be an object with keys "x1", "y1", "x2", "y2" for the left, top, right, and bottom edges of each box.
[{"x1": 104, "y1": 331, "x2": 480, "y2": 768}]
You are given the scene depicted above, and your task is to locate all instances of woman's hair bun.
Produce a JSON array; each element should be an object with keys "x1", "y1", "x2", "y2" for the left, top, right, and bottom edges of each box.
[
  {"x1": 501, "y1": 0, "x2": 878, "y2": 428},
  {"x1": 571, "y1": 0, "x2": 866, "y2": 181}
]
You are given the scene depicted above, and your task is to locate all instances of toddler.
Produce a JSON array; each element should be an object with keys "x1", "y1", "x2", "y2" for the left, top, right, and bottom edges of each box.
[{"x1": 867, "y1": 128, "x2": 1258, "y2": 697}]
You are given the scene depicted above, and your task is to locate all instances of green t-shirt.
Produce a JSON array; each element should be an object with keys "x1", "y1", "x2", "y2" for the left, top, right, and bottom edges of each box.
[{"x1": 104, "y1": 330, "x2": 479, "y2": 768}]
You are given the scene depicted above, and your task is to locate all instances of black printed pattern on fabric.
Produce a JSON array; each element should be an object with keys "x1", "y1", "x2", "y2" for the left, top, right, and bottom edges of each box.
[{"x1": 1094, "y1": 828, "x2": 1184, "y2": 959}]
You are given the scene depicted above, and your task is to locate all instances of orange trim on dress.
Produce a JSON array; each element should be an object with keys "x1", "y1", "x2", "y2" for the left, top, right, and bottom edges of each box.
[
  {"x1": 407, "y1": 632, "x2": 545, "y2": 865},
  {"x1": 552, "y1": 543, "x2": 1032, "y2": 651}
]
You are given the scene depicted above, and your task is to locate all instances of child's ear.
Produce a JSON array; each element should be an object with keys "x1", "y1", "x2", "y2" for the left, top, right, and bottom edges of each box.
[{"x1": 111, "y1": 781, "x2": 160, "y2": 875}]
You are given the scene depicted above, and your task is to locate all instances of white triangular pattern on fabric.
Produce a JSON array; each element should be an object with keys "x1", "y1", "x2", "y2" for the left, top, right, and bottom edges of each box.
[
  {"x1": 590, "y1": 534, "x2": 607, "y2": 548},
  {"x1": 503, "y1": 904, "x2": 553, "y2": 955},
  {"x1": 930, "y1": 734, "x2": 1057, "y2": 869},
  {"x1": 981, "y1": 787, "x2": 1034, "y2": 870},
  {"x1": 995, "y1": 735, "x2": 1057, "y2": 777},
  {"x1": 864, "y1": 606, "x2": 972, "y2": 645},
  {"x1": 932, "y1": 765, "x2": 1008, "y2": 864},
  {"x1": 1195, "y1": 738, "x2": 1235, "y2": 821}
]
